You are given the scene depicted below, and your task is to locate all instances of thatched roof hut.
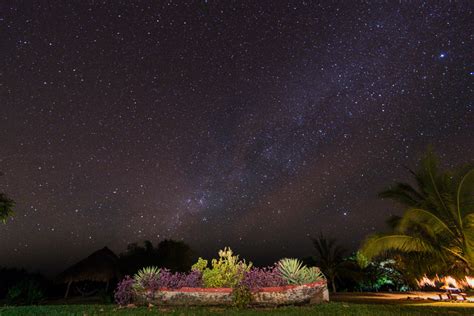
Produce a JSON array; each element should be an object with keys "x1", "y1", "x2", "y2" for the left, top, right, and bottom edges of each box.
[{"x1": 57, "y1": 247, "x2": 121, "y2": 298}]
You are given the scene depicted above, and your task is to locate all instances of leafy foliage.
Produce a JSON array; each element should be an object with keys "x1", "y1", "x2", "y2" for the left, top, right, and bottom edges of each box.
[
  {"x1": 354, "y1": 257, "x2": 409, "y2": 292},
  {"x1": 115, "y1": 269, "x2": 202, "y2": 304},
  {"x1": 191, "y1": 257, "x2": 208, "y2": 272},
  {"x1": 6, "y1": 279, "x2": 44, "y2": 305},
  {"x1": 231, "y1": 284, "x2": 252, "y2": 308},
  {"x1": 359, "y1": 149, "x2": 474, "y2": 279},
  {"x1": 114, "y1": 276, "x2": 135, "y2": 306},
  {"x1": 240, "y1": 265, "x2": 285, "y2": 289},
  {"x1": 157, "y1": 269, "x2": 202, "y2": 289},
  {"x1": 278, "y1": 258, "x2": 325, "y2": 285},
  {"x1": 195, "y1": 247, "x2": 252, "y2": 288}
]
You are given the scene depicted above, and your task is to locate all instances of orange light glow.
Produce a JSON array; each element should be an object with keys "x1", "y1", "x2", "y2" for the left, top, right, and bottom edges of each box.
[{"x1": 417, "y1": 275, "x2": 474, "y2": 289}]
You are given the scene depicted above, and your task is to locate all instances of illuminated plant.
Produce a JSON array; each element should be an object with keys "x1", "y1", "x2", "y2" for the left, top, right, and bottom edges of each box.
[
  {"x1": 191, "y1": 257, "x2": 208, "y2": 272},
  {"x1": 240, "y1": 264, "x2": 285, "y2": 289},
  {"x1": 133, "y1": 266, "x2": 160, "y2": 292},
  {"x1": 278, "y1": 258, "x2": 304, "y2": 285},
  {"x1": 194, "y1": 247, "x2": 252, "y2": 288},
  {"x1": 278, "y1": 258, "x2": 325, "y2": 285},
  {"x1": 114, "y1": 276, "x2": 135, "y2": 305},
  {"x1": 231, "y1": 284, "x2": 252, "y2": 308},
  {"x1": 300, "y1": 266, "x2": 325, "y2": 284}
]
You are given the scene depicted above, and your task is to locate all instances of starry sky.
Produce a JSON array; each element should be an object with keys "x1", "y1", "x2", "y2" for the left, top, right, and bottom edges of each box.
[{"x1": 0, "y1": 1, "x2": 473, "y2": 275}]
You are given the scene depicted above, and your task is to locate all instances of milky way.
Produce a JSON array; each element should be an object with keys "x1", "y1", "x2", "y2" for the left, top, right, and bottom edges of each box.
[{"x1": 0, "y1": 1, "x2": 473, "y2": 274}]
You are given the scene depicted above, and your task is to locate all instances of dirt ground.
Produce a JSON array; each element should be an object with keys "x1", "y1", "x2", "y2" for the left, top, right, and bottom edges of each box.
[{"x1": 331, "y1": 291, "x2": 474, "y2": 307}]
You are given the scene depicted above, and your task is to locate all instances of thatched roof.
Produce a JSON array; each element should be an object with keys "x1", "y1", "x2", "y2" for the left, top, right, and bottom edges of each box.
[{"x1": 57, "y1": 247, "x2": 121, "y2": 283}]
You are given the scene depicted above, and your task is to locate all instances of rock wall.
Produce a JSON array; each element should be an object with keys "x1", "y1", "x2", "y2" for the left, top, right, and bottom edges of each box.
[{"x1": 136, "y1": 281, "x2": 329, "y2": 306}]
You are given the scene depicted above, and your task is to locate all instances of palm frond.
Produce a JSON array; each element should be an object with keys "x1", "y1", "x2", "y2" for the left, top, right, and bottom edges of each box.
[
  {"x1": 378, "y1": 183, "x2": 424, "y2": 207},
  {"x1": 457, "y1": 168, "x2": 474, "y2": 223},
  {"x1": 398, "y1": 208, "x2": 456, "y2": 237},
  {"x1": 360, "y1": 234, "x2": 435, "y2": 262}
]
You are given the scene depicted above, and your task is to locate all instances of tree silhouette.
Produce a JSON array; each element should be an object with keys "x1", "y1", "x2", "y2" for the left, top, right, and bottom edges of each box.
[
  {"x1": 312, "y1": 234, "x2": 346, "y2": 292},
  {"x1": 119, "y1": 239, "x2": 197, "y2": 275}
]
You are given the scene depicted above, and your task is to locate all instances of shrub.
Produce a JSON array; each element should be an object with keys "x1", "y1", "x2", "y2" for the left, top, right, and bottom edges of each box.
[
  {"x1": 195, "y1": 247, "x2": 252, "y2": 288},
  {"x1": 114, "y1": 276, "x2": 135, "y2": 306},
  {"x1": 231, "y1": 284, "x2": 252, "y2": 308},
  {"x1": 240, "y1": 265, "x2": 285, "y2": 289},
  {"x1": 6, "y1": 279, "x2": 44, "y2": 305},
  {"x1": 157, "y1": 269, "x2": 202, "y2": 289},
  {"x1": 278, "y1": 258, "x2": 325, "y2": 285},
  {"x1": 191, "y1": 257, "x2": 208, "y2": 272},
  {"x1": 115, "y1": 268, "x2": 203, "y2": 304}
]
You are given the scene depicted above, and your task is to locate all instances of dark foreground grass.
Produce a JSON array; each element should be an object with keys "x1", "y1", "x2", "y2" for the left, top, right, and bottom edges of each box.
[{"x1": 1, "y1": 302, "x2": 474, "y2": 316}]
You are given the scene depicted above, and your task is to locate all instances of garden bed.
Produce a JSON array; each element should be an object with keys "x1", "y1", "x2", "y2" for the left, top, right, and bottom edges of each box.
[{"x1": 135, "y1": 281, "x2": 329, "y2": 306}]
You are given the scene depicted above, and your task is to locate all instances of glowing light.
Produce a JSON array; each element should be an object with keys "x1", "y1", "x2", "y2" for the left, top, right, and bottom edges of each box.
[{"x1": 417, "y1": 275, "x2": 474, "y2": 289}]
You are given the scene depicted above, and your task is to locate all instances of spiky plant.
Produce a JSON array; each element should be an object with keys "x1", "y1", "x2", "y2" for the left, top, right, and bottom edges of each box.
[
  {"x1": 278, "y1": 258, "x2": 324, "y2": 285},
  {"x1": 133, "y1": 266, "x2": 160, "y2": 292},
  {"x1": 300, "y1": 266, "x2": 325, "y2": 284},
  {"x1": 278, "y1": 258, "x2": 304, "y2": 285}
]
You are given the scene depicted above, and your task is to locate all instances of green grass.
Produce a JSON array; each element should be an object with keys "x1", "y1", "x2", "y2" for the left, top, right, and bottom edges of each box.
[{"x1": 1, "y1": 303, "x2": 474, "y2": 316}]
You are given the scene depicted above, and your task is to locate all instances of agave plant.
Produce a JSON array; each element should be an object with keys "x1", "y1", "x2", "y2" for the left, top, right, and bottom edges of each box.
[
  {"x1": 133, "y1": 266, "x2": 160, "y2": 292},
  {"x1": 278, "y1": 258, "x2": 325, "y2": 285},
  {"x1": 278, "y1": 258, "x2": 304, "y2": 285},
  {"x1": 300, "y1": 266, "x2": 325, "y2": 284}
]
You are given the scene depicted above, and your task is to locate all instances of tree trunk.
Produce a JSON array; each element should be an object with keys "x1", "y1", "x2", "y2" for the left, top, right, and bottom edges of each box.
[
  {"x1": 331, "y1": 276, "x2": 337, "y2": 293},
  {"x1": 64, "y1": 280, "x2": 72, "y2": 299}
]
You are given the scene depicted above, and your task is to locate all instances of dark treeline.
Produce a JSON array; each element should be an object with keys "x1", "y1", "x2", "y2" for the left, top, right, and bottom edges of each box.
[
  {"x1": 0, "y1": 239, "x2": 198, "y2": 305},
  {"x1": 119, "y1": 239, "x2": 198, "y2": 275}
]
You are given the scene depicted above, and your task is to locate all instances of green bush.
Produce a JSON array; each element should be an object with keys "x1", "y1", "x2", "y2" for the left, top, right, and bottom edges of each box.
[
  {"x1": 191, "y1": 257, "x2": 208, "y2": 272},
  {"x1": 231, "y1": 284, "x2": 252, "y2": 308},
  {"x1": 192, "y1": 247, "x2": 252, "y2": 288}
]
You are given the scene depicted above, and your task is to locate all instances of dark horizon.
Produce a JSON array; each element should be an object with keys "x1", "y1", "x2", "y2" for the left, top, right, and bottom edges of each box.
[{"x1": 1, "y1": 2, "x2": 472, "y2": 276}]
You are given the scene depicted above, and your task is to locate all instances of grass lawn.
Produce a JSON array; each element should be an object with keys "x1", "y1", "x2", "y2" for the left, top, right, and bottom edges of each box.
[{"x1": 1, "y1": 302, "x2": 474, "y2": 316}]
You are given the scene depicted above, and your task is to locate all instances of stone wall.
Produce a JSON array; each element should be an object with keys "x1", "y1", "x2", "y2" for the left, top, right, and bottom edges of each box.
[{"x1": 136, "y1": 281, "x2": 329, "y2": 306}]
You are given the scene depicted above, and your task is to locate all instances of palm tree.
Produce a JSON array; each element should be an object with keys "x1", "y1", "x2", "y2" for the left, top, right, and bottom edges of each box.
[
  {"x1": 359, "y1": 150, "x2": 474, "y2": 276},
  {"x1": 0, "y1": 193, "x2": 15, "y2": 223},
  {"x1": 312, "y1": 234, "x2": 346, "y2": 292}
]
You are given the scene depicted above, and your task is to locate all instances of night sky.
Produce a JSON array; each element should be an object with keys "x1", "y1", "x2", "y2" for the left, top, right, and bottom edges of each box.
[{"x1": 1, "y1": 1, "x2": 473, "y2": 275}]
